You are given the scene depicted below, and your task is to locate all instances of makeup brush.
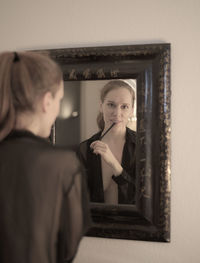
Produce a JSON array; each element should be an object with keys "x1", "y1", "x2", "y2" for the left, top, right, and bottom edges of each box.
[{"x1": 99, "y1": 122, "x2": 116, "y2": 140}]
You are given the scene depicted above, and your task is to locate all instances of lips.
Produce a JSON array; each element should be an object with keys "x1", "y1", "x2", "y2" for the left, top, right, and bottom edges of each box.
[{"x1": 111, "y1": 120, "x2": 122, "y2": 124}]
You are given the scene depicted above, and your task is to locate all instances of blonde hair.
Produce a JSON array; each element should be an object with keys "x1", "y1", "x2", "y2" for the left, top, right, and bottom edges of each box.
[
  {"x1": 0, "y1": 51, "x2": 62, "y2": 141},
  {"x1": 97, "y1": 80, "x2": 135, "y2": 130}
]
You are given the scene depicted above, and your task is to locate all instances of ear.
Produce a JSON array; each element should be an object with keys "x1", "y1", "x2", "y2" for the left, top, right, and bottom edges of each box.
[{"x1": 42, "y1": 91, "x2": 53, "y2": 113}]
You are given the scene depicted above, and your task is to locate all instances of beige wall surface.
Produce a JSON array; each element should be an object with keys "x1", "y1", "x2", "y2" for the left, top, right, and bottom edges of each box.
[{"x1": 1, "y1": 0, "x2": 200, "y2": 262}]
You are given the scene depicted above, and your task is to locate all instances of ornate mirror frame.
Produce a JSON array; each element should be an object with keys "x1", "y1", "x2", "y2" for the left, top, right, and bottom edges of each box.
[{"x1": 37, "y1": 43, "x2": 171, "y2": 242}]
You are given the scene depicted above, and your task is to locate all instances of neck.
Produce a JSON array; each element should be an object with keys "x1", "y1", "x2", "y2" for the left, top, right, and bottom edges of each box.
[
  {"x1": 102, "y1": 125, "x2": 126, "y2": 141},
  {"x1": 15, "y1": 112, "x2": 42, "y2": 137}
]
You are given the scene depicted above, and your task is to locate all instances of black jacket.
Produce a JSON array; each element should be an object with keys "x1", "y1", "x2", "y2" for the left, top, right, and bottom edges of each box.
[
  {"x1": 78, "y1": 127, "x2": 136, "y2": 204},
  {"x1": 0, "y1": 130, "x2": 91, "y2": 263}
]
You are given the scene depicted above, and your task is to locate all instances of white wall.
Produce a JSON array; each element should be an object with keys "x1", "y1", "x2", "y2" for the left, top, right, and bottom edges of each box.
[{"x1": 1, "y1": 0, "x2": 200, "y2": 262}]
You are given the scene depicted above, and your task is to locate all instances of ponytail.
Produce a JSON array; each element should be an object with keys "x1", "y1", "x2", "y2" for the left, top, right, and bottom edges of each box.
[
  {"x1": 0, "y1": 53, "x2": 16, "y2": 141},
  {"x1": 96, "y1": 112, "x2": 104, "y2": 131}
]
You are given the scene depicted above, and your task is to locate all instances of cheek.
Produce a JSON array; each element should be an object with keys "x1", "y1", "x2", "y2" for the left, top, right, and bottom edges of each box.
[
  {"x1": 51, "y1": 102, "x2": 60, "y2": 120},
  {"x1": 56, "y1": 103, "x2": 60, "y2": 114},
  {"x1": 123, "y1": 110, "x2": 131, "y2": 119},
  {"x1": 127, "y1": 108, "x2": 133, "y2": 116},
  {"x1": 104, "y1": 108, "x2": 113, "y2": 118},
  {"x1": 102, "y1": 106, "x2": 108, "y2": 115},
  {"x1": 56, "y1": 100, "x2": 61, "y2": 114}
]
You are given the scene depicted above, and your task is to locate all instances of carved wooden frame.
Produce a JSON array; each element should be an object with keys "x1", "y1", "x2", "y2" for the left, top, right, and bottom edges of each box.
[{"x1": 37, "y1": 43, "x2": 171, "y2": 242}]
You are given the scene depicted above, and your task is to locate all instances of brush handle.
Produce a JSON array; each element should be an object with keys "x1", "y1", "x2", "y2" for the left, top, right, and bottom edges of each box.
[{"x1": 99, "y1": 123, "x2": 115, "y2": 140}]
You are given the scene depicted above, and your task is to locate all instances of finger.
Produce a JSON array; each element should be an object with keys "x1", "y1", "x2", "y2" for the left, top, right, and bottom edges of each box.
[
  {"x1": 92, "y1": 146, "x2": 105, "y2": 155},
  {"x1": 90, "y1": 140, "x2": 99, "y2": 148},
  {"x1": 93, "y1": 143, "x2": 108, "y2": 152},
  {"x1": 90, "y1": 140, "x2": 106, "y2": 149}
]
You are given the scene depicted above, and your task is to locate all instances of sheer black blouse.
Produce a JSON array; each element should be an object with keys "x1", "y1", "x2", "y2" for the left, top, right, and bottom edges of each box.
[
  {"x1": 0, "y1": 130, "x2": 91, "y2": 263},
  {"x1": 77, "y1": 127, "x2": 136, "y2": 205}
]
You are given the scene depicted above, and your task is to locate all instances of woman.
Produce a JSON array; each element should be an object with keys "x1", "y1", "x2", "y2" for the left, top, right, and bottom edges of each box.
[
  {"x1": 78, "y1": 80, "x2": 136, "y2": 205},
  {"x1": 0, "y1": 51, "x2": 91, "y2": 263}
]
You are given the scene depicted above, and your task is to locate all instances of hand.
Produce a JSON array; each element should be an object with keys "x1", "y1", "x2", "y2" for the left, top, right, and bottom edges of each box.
[{"x1": 90, "y1": 140, "x2": 123, "y2": 176}]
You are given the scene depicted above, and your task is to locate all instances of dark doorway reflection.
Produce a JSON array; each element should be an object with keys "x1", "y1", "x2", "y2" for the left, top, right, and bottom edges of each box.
[{"x1": 55, "y1": 81, "x2": 80, "y2": 149}]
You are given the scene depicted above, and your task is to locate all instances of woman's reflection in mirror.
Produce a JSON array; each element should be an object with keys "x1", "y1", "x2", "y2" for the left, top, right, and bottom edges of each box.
[{"x1": 78, "y1": 80, "x2": 136, "y2": 205}]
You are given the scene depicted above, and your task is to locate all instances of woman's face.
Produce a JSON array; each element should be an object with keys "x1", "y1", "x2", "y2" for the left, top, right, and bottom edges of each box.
[{"x1": 101, "y1": 87, "x2": 134, "y2": 130}]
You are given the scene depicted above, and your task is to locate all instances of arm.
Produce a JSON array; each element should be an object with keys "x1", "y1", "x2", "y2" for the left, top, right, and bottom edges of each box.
[
  {"x1": 112, "y1": 169, "x2": 134, "y2": 185},
  {"x1": 90, "y1": 140, "x2": 135, "y2": 185},
  {"x1": 58, "y1": 153, "x2": 91, "y2": 263}
]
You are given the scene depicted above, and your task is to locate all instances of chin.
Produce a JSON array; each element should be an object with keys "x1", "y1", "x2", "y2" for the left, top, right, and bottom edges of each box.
[
  {"x1": 46, "y1": 129, "x2": 52, "y2": 138},
  {"x1": 115, "y1": 122, "x2": 127, "y2": 129}
]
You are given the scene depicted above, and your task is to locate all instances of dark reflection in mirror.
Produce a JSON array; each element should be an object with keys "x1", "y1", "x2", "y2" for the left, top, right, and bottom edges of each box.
[{"x1": 55, "y1": 79, "x2": 137, "y2": 205}]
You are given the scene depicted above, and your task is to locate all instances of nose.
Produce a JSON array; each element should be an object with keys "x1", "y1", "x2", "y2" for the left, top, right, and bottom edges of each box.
[{"x1": 113, "y1": 106, "x2": 121, "y2": 117}]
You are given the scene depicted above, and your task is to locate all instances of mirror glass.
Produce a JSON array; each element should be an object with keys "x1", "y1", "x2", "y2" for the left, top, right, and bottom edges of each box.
[{"x1": 55, "y1": 79, "x2": 137, "y2": 205}]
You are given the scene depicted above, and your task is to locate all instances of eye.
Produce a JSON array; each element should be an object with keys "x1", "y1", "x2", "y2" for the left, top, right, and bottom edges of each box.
[
  {"x1": 121, "y1": 104, "x2": 129, "y2": 109},
  {"x1": 107, "y1": 102, "x2": 115, "y2": 108}
]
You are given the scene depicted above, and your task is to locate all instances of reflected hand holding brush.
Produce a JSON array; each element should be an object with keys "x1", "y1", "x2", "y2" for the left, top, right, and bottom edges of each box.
[
  {"x1": 90, "y1": 122, "x2": 116, "y2": 153},
  {"x1": 90, "y1": 122, "x2": 116, "y2": 152},
  {"x1": 90, "y1": 122, "x2": 123, "y2": 176}
]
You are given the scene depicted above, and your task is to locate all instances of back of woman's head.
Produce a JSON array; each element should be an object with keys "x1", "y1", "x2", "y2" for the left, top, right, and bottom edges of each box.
[
  {"x1": 0, "y1": 51, "x2": 63, "y2": 141},
  {"x1": 97, "y1": 80, "x2": 135, "y2": 130}
]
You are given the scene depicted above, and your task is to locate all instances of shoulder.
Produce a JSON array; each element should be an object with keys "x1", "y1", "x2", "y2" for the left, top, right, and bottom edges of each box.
[
  {"x1": 77, "y1": 131, "x2": 101, "y2": 160},
  {"x1": 1, "y1": 133, "x2": 81, "y2": 187},
  {"x1": 43, "y1": 144, "x2": 80, "y2": 173},
  {"x1": 43, "y1": 146, "x2": 82, "y2": 191},
  {"x1": 42, "y1": 146, "x2": 82, "y2": 193}
]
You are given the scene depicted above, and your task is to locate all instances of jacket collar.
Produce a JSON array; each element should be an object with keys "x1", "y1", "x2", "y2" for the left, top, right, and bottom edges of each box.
[
  {"x1": 4, "y1": 129, "x2": 50, "y2": 144},
  {"x1": 126, "y1": 127, "x2": 136, "y2": 144}
]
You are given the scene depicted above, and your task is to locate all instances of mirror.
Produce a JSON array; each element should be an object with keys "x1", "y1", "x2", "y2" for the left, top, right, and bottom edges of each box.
[{"x1": 37, "y1": 44, "x2": 171, "y2": 242}]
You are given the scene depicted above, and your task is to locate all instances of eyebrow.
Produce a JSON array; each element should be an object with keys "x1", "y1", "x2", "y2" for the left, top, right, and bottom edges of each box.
[{"x1": 107, "y1": 100, "x2": 131, "y2": 105}]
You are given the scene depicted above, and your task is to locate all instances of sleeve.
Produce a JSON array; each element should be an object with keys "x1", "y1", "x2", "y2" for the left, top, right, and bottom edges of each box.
[
  {"x1": 57, "y1": 154, "x2": 91, "y2": 263},
  {"x1": 76, "y1": 142, "x2": 90, "y2": 187},
  {"x1": 112, "y1": 169, "x2": 135, "y2": 185},
  {"x1": 112, "y1": 136, "x2": 136, "y2": 186},
  {"x1": 76, "y1": 142, "x2": 88, "y2": 170}
]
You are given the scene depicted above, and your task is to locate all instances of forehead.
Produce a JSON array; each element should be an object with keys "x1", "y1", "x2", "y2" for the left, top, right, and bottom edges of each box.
[{"x1": 104, "y1": 88, "x2": 132, "y2": 104}]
